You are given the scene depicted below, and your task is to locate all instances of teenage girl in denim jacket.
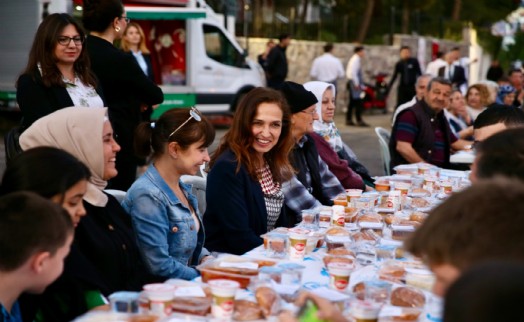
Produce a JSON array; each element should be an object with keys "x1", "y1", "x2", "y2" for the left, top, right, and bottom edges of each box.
[{"x1": 122, "y1": 108, "x2": 215, "y2": 280}]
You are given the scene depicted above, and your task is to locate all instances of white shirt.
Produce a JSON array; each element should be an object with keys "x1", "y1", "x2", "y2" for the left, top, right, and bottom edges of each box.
[
  {"x1": 310, "y1": 53, "x2": 345, "y2": 82},
  {"x1": 132, "y1": 51, "x2": 149, "y2": 76},
  {"x1": 426, "y1": 58, "x2": 446, "y2": 77},
  {"x1": 64, "y1": 76, "x2": 104, "y2": 108},
  {"x1": 346, "y1": 54, "x2": 362, "y2": 86},
  {"x1": 467, "y1": 106, "x2": 486, "y2": 121},
  {"x1": 391, "y1": 96, "x2": 417, "y2": 126},
  {"x1": 444, "y1": 108, "x2": 469, "y2": 137}
]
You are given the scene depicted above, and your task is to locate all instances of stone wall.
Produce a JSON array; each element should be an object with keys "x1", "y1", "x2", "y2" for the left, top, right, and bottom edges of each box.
[{"x1": 237, "y1": 37, "x2": 400, "y2": 109}]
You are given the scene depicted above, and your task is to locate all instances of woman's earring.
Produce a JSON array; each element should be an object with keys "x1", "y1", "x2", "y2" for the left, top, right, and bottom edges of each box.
[{"x1": 115, "y1": 26, "x2": 121, "y2": 32}]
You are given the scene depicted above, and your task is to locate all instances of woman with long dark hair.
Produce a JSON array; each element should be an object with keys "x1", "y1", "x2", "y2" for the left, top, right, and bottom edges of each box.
[
  {"x1": 16, "y1": 13, "x2": 104, "y2": 130},
  {"x1": 204, "y1": 87, "x2": 295, "y2": 255}
]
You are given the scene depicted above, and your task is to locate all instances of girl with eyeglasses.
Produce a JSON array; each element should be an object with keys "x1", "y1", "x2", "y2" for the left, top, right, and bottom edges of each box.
[
  {"x1": 83, "y1": 0, "x2": 164, "y2": 191},
  {"x1": 16, "y1": 13, "x2": 104, "y2": 130},
  {"x1": 123, "y1": 108, "x2": 216, "y2": 280}
]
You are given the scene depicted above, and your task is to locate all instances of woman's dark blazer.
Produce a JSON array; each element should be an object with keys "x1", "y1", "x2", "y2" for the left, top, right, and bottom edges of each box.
[
  {"x1": 16, "y1": 71, "x2": 105, "y2": 129},
  {"x1": 204, "y1": 149, "x2": 288, "y2": 255},
  {"x1": 85, "y1": 35, "x2": 163, "y2": 151}
]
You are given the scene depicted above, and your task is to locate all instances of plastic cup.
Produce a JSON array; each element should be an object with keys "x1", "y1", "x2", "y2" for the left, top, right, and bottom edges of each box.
[
  {"x1": 363, "y1": 192, "x2": 379, "y2": 206},
  {"x1": 109, "y1": 291, "x2": 139, "y2": 313},
  {"x1": 331, "y1": 205, "x2": 346, "y2": 227},
  {"x1": 354, "y1": 197, "x2": 373, "y2": 210},
  {"x1": 266, "y1": 233, "x2": 288, "y2": 258},
  {"x1": 301, "y1": 209, "x2": 319, "y2": 229},
  {"x1": 346, "y1": 189, "x2": 363, "y2": 203},
  {"x1": 327, "y1": 262, "x2": 354, "y2": 292},
  {"x1": 375, "y1": 181, "x2": 391, "y2": 192},
  {"x1": 143, "y1": 283, "x2": 176, "y2": 318},
  {"x1": 279, "y1": 263, "x2": 305, "y2": 285},
  {"x1": 288, "y1": 228, "x2": 309, "y2": 260},
  {"x1": 417, "y1": 163, "x2": 431, "y2": 175},
  {"x1": 351, "y1": 299, "x2": 382, "y2": 322},
  {"x1": 333, "y1": 196, "x2": 348, "y2": 207},
  {"x1": 423, "y1": 176, "x2": 437, "y2": 192},
  {"x1": 393, "y1": 182, "x2": 410, "y2": 196},
  {"x1": 319, "y1": 208, "x2": 332, "y2": 228},
  {"x1": 440, "y1": 181, "x2": 453, "y2": 194},
  {"x1": 208, "y1": 279, "x2": 240, "y2": 319}
]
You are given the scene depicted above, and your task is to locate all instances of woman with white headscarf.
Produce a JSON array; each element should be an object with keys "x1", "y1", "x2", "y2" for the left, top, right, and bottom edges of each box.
[
  {"x1": 19, "y1": 107, "x2": 157, "y2": 302},
  {"x1": 304, "y1": 81, "x2": 374, "y2": 188},
  {"x1": 303, "y1": 81, "x2": 366, "y2": 190}
]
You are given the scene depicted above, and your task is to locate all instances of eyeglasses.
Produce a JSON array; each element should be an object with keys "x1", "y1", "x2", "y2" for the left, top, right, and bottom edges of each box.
[
  {"x1": 120, "y1": 16, "x2": 130, "y2": 23},
  {"x1": 57, "y1": 36, "x2": 84, "y2": 46},
  {"x1": 168, "y1": 107, "x2": 202, "y2": 140},
  {"x1": 301, "y1": 109, "x2": 317, "y2": 116}
]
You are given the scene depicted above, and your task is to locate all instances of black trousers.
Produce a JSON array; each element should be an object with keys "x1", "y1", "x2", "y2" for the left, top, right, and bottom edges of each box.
[
  {"x1": 347, "y1": 97, "x2": 364, "y2": 122},
  {"x1": 396, "y1": 85, "x2": 416, "y2": 109}
]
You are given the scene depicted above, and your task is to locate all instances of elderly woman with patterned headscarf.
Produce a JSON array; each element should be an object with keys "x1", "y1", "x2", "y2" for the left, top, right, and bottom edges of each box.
[
  {"x1": 496, "y1": 84, "x2": 517, "y2": 107},
  {"x1": 304, "y1": 81, "x2": 374, "y2": 188}
]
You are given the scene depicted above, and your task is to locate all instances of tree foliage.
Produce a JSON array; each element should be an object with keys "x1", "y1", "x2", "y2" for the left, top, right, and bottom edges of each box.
[{"x1": 226, "y1": 0, "x2": 519, "y2": 54}]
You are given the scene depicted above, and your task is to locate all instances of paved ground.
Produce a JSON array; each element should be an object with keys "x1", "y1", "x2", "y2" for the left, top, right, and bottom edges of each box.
[
  {"x1": 0, "y1": 108, "x2": 392, "y2": 178},
  {"x1": 326, "y1": 109, "x2": 392, "y2": 177}
]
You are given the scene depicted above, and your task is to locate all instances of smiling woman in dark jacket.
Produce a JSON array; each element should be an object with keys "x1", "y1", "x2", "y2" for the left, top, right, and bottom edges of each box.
[
  {"x1": 82, "y1": 0, "x2": 164, "y2": 191},
  {"x1": 17, "y1": 13, "x2": 105, "y2": 130},
  {"x1": 204, "y1": 88, "x2": 295, "y2": 255}
]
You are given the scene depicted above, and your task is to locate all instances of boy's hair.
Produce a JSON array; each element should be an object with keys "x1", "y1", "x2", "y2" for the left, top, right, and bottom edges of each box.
[
  {"x1": 405, "y1": 178, "x2": 524, "y2": 271},
  {"x1": 444, "y1": 261, "x2": 524, "y2": 322},
  {"x1": 0, "y1": 192, "x2": 73, "y2": 272},
  {"x1": 475, "y1": 128, "x2": 524, "y2": 181},
  {"x1": 473, "y1": 105, "x2": 524, "y2": 129},
  {"x1": 354, "y1": 46, "x2": 364, "y2": 53}
]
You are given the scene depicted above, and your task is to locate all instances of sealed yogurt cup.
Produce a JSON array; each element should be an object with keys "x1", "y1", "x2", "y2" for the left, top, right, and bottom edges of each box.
[
  {"x1": 288, "y1": 228, "x2": 309, "y2": 260},
  {"x1": 143, "y1": 283, "x2": 176, "y2": 318},
  {"x1": 327, "y1": 262, "x2": 354, "y2": 292},
  {"x1": 208, "y1": 279, "x2": 240, "y2": 319}
]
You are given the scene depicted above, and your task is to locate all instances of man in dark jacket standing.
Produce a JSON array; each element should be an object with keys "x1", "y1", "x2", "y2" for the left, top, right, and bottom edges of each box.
[
  {"x1": 266, "y1": 34, "x2": 291, "y2": 89},
  {"x1": 388, "y1": 46, "x2": 422, "y2": 109}
]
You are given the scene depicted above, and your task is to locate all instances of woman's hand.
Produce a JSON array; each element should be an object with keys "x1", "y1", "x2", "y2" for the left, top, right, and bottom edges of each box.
[{"x1": 199, "y1": 255, "x2": 214, "y2": 264}]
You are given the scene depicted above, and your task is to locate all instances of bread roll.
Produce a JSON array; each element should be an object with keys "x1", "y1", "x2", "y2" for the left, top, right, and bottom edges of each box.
[{"x1": 390, "y1": 287, "x2": 426, "y2": 308}]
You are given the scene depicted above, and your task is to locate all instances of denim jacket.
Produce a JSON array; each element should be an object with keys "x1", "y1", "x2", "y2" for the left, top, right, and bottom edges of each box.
[{"x1": 122, "y1": 164, "x2": 209, "y2": 280}]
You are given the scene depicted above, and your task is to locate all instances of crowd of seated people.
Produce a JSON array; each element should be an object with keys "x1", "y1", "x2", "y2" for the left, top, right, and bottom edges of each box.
[{"x1": 4, "y1": 13, "x2": 524, "y2": 321}]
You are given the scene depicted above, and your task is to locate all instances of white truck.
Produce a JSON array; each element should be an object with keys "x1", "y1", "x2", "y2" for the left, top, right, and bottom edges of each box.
[{"x1": 0, "y1": 0, "x2": 265, "y2": 118}]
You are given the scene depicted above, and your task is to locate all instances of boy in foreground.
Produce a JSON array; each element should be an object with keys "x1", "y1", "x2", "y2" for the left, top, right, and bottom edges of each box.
[
  {"x1": 405, "y1": 177, "x2": 524, "y2": 296},
  {"x1": 0, "y1": 192, "x2": 74, "y2": 321}
]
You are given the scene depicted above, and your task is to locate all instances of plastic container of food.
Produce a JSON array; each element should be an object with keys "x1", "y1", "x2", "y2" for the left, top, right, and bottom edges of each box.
[
  {"x1": 197, "y1": 256, "x2": 276, "y2": 288},
  {"x1": 108, "y1": 291, "x2": 140, "y2": 313},
  {"x1": 170, "y1": 296, "x2": 212, "y2": 316}
]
